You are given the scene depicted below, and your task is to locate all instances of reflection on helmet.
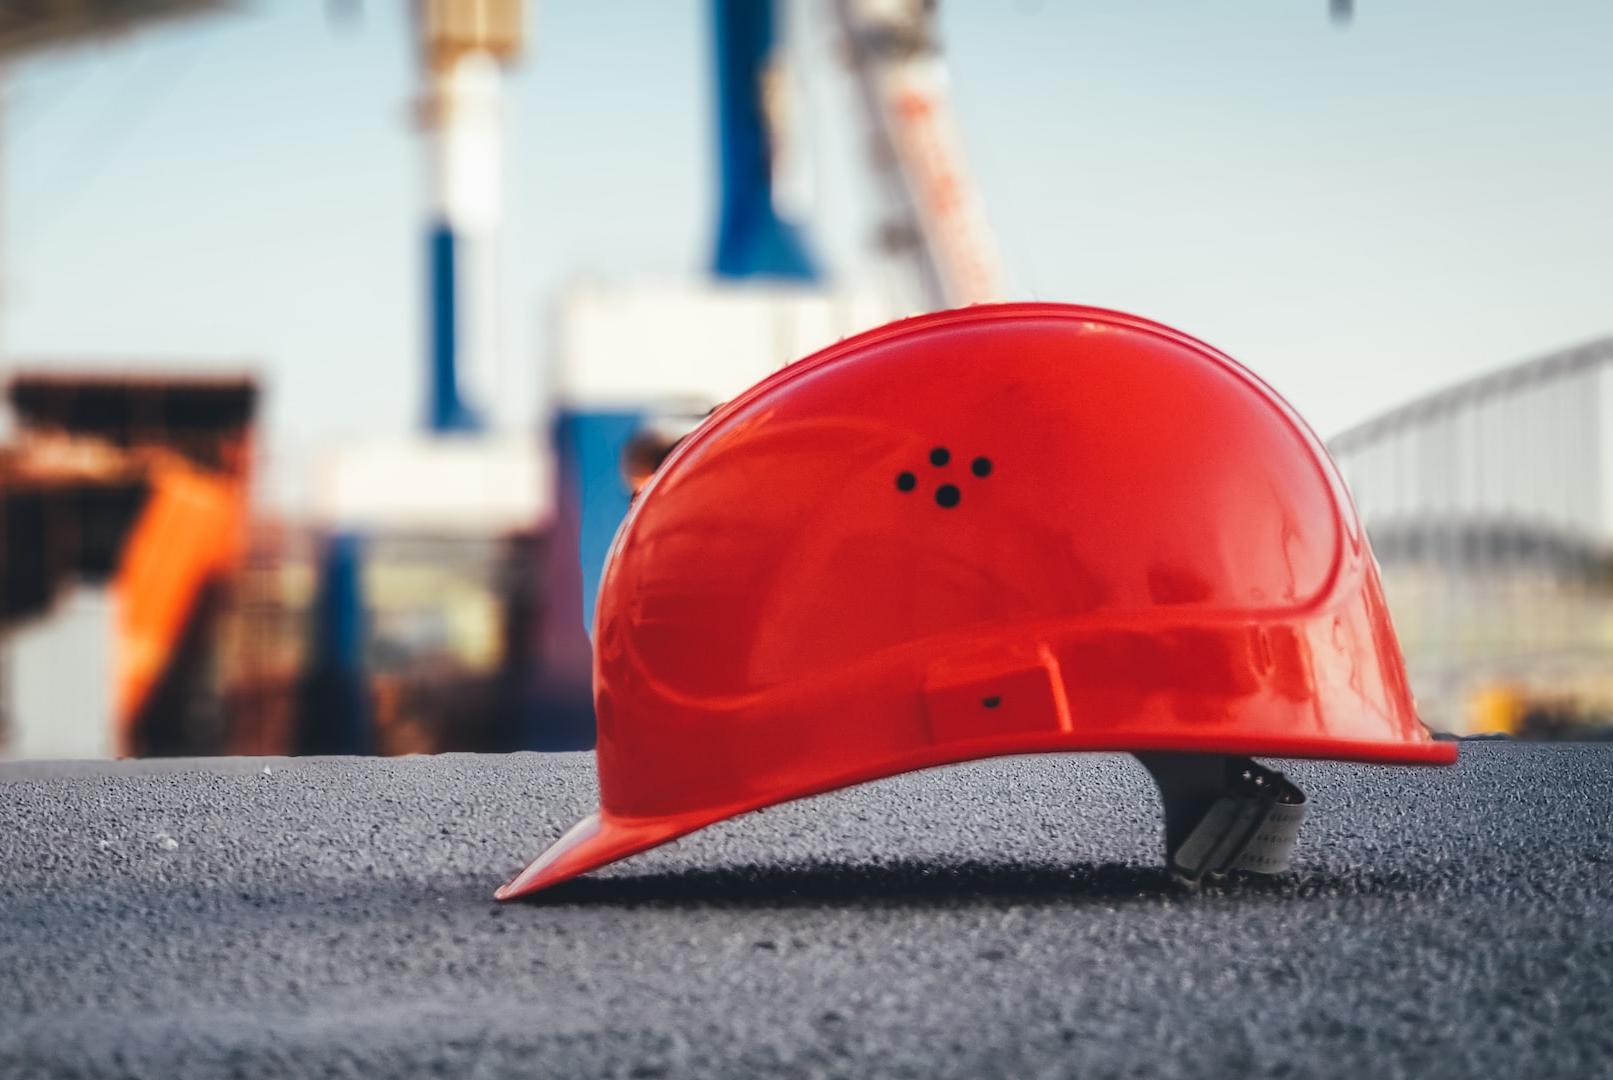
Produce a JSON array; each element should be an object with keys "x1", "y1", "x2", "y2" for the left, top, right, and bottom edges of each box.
[{"x1": 499, "y1": 303, "x2": 1456, "y2": 901}]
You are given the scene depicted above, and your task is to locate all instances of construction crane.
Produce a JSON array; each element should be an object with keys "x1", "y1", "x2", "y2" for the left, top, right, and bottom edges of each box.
[
  {"x1": 414, "y1": 0, "x2": 523, "y2": 433},
  {"x1": 832, "y1": 0, "x2": 1005, "y2": 310}
]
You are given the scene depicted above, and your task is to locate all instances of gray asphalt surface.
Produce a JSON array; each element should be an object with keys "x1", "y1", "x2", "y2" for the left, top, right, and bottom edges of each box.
[{"x1": 2, "y1": 744, "x2": 1610, "y2": 1079}]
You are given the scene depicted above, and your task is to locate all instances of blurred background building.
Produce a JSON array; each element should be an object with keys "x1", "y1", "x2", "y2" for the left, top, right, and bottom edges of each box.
[
  {"x1": 0, "y1": 0, "x2": 1006, "y2": 757},
  {"x1": 2, "y1": 0, "x2": 1612, "y2": 756}
]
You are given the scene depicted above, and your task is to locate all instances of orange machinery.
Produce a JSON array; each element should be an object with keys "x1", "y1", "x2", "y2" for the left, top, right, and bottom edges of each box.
[{"x1": 1, "y1": 373, "x2": 256, "y2": 755}]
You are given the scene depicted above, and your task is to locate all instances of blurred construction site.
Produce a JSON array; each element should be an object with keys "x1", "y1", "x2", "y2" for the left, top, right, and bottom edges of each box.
[{"x1": 2, "y1": 0, "x2": 1611, "y2": 758}]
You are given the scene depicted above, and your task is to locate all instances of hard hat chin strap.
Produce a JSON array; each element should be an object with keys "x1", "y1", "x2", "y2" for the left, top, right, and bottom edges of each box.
[{"x1": 1135, "y1": 754, "x2": 1308, "y2": 884}]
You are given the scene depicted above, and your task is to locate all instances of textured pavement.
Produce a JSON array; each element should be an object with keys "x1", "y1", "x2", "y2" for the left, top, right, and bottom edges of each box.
[{"x1": 2, "y1": 744, "x2": 1610, "y2": 1079}]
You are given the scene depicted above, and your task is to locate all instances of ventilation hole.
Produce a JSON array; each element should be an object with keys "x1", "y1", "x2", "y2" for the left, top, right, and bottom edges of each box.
[
  {"x1": 935, "y1": 484, "x2": 961, "y2": 508},
  {"x1": 971, "y1": 456, "x2": 992, "y2": 477},
  {"x1": 896, "y1": 471, "x2": 917, "y2": 492},
  {"x1": 930, "y1": 447, "x2": 950, "y2": 467},
  {"x1": 982, "y1": 695, "x2": 1002, "y2": 709}
]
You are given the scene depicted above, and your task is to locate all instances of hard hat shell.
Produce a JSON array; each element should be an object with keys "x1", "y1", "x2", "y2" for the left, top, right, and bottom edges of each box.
[{"x1": 498, "y1": 303, "x2": 1454, "y2": 900}]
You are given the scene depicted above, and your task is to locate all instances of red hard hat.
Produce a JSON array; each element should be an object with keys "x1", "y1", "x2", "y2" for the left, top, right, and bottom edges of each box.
[{"x1": 498, "y1": 303, "x2": 1455, "y2": 900}]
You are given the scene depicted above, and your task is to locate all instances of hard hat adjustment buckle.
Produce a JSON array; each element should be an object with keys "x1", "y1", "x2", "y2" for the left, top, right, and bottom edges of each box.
[{"x1": 1136, "y1": 754, "x2": 1308, "y2": 885}]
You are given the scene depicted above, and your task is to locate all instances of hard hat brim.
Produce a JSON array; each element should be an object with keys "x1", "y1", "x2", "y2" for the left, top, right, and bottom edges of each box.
[
  {"x1": 496, "y1": 734, "x2": 1455, "y2": 901},
  {"x1": 495, "y1": 807, "x2": 721, "y2": 902}
]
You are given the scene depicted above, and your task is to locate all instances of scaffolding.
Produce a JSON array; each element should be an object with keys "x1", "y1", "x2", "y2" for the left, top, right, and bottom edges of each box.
[{"x1": 1330, "y1": 338, "x2": 1613, "y2": 734}]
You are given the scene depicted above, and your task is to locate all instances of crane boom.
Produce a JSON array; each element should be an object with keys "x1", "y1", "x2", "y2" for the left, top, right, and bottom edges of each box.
[{"x1": 833, "y1": 0, "x2": 1005, "y2": 309}]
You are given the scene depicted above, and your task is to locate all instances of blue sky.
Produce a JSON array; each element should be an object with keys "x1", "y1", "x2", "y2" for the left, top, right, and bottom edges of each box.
[{"x1": 5, "y1": 1, "x2": 1612, "y2": 507}]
